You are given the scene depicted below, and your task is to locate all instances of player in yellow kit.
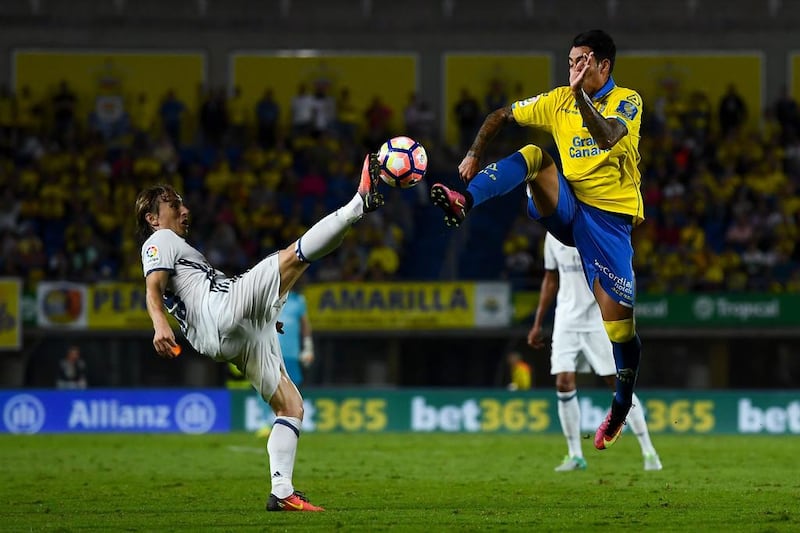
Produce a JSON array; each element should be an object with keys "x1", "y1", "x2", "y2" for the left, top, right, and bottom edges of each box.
[
  {"x1": 431, "y1": 30, "x2": 642, "y2": 450},
  {"x1": 506, "y1": 350, "x2": 532, "y2": 391}
]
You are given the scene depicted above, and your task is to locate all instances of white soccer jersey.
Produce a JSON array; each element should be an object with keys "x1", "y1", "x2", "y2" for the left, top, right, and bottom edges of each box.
[
  {"x1": 141, "y1": 229, "x2": 228, "y2": 357},
  {"x1": 141, "y1": 228, "x2": 289, "y2": 401},
  {"x1": 544, "y1": 232, "x2": 604, "y2": 333}
]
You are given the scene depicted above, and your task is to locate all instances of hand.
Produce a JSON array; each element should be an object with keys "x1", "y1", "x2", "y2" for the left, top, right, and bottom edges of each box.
[
  {"x1": 300, "y1": 336, "x2": 314, "y2": 367},
  {"x1": 527, "y1": 324, "x2": 545, "y2": 350},
  {"x1": 570, "y1": 51, "x2": 593, "y2": 94},
  {"x1": 458, "y1": 152, "x2": 481, "y2": 183},
  {"x1": 153, "y1": 325, "x2": 180, "y2": 359}
]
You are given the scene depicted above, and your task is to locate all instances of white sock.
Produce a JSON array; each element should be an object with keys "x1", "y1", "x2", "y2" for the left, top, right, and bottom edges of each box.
[
  {"x1": 267, "y1": 416, "x2": 301, "y2": 499},
  {"x1": 295, "y1": 194, "x2": 364, "y2": 262},
  {"x1": 557, "y1": 390, "x2": 583, "y2": 458},
  {"x1": 627, "y1": 393, "x2": 656, "y2": 456}
]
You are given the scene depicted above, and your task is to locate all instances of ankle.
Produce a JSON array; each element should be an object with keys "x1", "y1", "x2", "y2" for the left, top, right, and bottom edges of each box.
[{"x1": 463, "y1": 190, "x2": 474, "y2": 210}]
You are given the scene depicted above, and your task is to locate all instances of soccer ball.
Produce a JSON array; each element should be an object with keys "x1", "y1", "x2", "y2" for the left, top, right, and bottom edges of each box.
[{"x1": 377, "y1": 136, "x2": 428, "y2": 188}]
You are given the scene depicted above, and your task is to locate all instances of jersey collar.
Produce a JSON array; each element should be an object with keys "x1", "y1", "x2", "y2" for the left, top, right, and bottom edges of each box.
[{"x1": 590, "y1": 76, "x2": 616, "y2": 101}]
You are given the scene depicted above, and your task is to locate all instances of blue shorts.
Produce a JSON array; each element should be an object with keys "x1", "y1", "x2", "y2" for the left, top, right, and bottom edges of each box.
[{"x1": 527, "y1": 171, "x2": 636, "y2": 307}]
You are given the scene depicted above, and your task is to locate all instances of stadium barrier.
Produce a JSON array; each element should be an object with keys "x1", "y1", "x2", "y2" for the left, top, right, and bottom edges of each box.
[
  {"x1": 2, "y1": 389, "x2": 798, "y2": 435},
  {"x1": 24, "y1": 280, "x2": 800, "y2": 330}
]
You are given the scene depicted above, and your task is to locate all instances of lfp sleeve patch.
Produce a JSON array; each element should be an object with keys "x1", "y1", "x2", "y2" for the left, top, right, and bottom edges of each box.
[
  {"x1": 615, "y1": 100, "x2": 639, "y2": 121},
  {"x1": 144, "y1": 245, "x2": 160, "y2": 266}
]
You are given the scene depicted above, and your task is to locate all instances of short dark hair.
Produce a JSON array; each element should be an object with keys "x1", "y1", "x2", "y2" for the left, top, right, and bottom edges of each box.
[
  {"x1": 135, "y1": 184, "x2": 179, "y2": 243},
  {"x1": 573, "y1": 30, "x2": 617, "y2": 73}
]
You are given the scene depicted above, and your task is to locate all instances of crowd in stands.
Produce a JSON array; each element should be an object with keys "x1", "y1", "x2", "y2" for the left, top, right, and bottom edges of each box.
[
  {"x1": 0, "y1": 79, "x2": 440, "y2": 289},
  {"x1": 2, "y1": 76, "x2": 800, "y2": 294}
]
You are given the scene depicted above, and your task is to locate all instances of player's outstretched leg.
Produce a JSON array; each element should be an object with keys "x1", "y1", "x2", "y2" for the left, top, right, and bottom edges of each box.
[
  {"x1": 358, "y1": 153, "x2": 384, "y2": 213},
  {"x1": 430, "y1": 183, "x2": 470, "y2": 227},
  {"x1": 431, "y1": 146, "x2": 541, "y2": 227},
  {"x1": 294, "y1": 153, "x2": 383, "y2": 263}
]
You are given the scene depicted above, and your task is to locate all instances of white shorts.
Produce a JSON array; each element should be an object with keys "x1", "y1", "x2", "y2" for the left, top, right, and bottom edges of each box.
[
  {"x1": 212, "y1": 253, "x2": 288, "y2": 401},
  {"x1": 550, "y1": 329, "x2": 617, "y2": 376}
]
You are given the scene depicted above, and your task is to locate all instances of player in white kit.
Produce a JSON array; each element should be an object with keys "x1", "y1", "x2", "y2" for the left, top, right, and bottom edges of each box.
[
  {"x1": 528, "y1": 233, "x2": 662, "y2": 472},
  {"x1": 136, "y1": 154, "x2": 386, "y2": 512}
]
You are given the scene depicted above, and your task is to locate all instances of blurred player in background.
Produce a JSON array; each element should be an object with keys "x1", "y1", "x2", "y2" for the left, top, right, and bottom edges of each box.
[
  {"x1": 137, "y1": 154, "x2": 385, "y2": 512},
  {"x1": 279, "y1": 288, "x2": 315, "y2": 386},
  {"x1": 56, "y1": 345, "x2": 88, "y2": 389},
  {"x1": 528, "y1": 233, "x2": 661, "y2": 471},
  {"x1": 506, "y1": 350, "x2": 532, "y2": 391},
  {"x1": 431, "y1": 29, "x2": 644, "y2": 451}
]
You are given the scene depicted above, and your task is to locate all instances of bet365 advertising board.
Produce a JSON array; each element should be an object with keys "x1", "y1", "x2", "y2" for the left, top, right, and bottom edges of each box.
[{"x1": 230, "y1": 389, "x2": 800, "y2": 435}]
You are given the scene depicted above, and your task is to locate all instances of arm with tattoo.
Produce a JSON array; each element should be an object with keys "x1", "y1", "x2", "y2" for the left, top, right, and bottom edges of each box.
[
  {"x1": 574, "y1": 89, "x2": 627, "y2": 150},
  {"x1": 466, "y1": 105, "x2": 515, "y2": 159}
]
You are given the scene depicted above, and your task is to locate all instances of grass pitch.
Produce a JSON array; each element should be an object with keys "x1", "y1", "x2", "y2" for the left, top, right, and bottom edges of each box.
[{"x1": 1, "y1": 432, "x2": 798, "y2": 532}]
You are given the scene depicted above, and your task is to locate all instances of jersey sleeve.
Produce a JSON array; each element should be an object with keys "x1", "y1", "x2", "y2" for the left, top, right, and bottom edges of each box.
[
  {"x1": 606, "y1": 89, "x2": 643, "y2": 133},
  {"x1": 511, "y1": 90, "x2": 557, "y2": 130},
  {"x1": 543, "y1": 234, "x2": 557, "y2": 271},
  {"x1": 141, "y1": 230, "x2": 180, "y2": 277}
]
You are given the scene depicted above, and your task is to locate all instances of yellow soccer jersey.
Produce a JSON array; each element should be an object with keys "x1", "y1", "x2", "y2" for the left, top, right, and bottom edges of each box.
[
  {"x1": 511, "y1": 79, "x2": 644, "y2": 224},
  {"x1": 510, "y1": 361, "x2": 532, "y2": 391}
]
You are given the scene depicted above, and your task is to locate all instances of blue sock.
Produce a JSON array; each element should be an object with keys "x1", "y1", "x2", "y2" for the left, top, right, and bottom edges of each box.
[
  {"x1": 612, "y1": 333, "x2": 641, "y2": 411},
  {"x1": 466, "y1": 152, "x2": 529, "y2": 208}
]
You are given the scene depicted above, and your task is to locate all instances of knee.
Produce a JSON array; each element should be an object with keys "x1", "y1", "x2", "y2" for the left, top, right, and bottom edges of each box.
[
  {"x1": 273, "y1": 399, "x2": 304, "y2": 420},
  {"x1": 555, "y1": 382, "x2": 575, "y2": 393},
  {"x1": 283, "y1": 387, "x2": 305, "y2": 419},
  {"x1": 603, "y1": 318, "x2": 636, "y2": 343},
  {"x1": 268, "y1": 376, "x2": 305, "y2": 419},
  {"x1": 285, "y1": 402, "x2": 304, "y2": 420},
  {"x1": 517, "y1": 145, "x2": 543, "y2": 180},
  {"x1": 555, "y1": 372, "x2": 576, "y2": 392}
]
